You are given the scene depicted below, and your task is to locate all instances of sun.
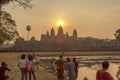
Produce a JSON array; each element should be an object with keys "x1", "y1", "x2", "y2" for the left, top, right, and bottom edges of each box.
[{"x1": 57, "y1": 21, "x2": 63, "y2": 26}]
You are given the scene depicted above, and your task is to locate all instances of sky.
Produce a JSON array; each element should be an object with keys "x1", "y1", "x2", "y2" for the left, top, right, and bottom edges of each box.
[{"x1": 3, "y1": 0, "x2": 120, "y2": 40}]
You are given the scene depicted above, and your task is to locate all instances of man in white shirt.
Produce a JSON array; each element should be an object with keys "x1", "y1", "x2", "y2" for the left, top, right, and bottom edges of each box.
[{"x1": 35, "y1": 54, "x2": 40, "y2": 70}]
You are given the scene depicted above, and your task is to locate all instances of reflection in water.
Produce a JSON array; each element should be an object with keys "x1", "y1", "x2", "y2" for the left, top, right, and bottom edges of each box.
[
  {"x1": 39, "y1": 53, "x2": 120, "y2": 80},
  {"x1": 78, "y1": 63, "x2": 119, "y2": 80}
]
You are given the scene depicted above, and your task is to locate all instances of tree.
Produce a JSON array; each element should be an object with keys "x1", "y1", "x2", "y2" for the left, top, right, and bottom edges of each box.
[
  {"x1": 114, "y1": 29, "x2": 120, "y2": 41},
  {"x1": 0, "y1": 0, "x2": 32, "y2": 44},
  {"x1": 0, "y1": 36, "x2": 5, "y2": 45},
  {"x1": 0, "y1": 11, "x2": 19, "y2": 43},
  {"x1": 0, "y1": 0, "x2": 32, "y2": 9}
]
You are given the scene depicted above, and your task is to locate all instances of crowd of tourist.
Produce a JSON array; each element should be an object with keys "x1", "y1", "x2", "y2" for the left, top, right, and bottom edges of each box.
[
  {"x1": 18, "y1": 53, "x2": 40, "y2": 80},
  {"x1": 55, "y1": 55, "x2": 79, "y2": 80}
]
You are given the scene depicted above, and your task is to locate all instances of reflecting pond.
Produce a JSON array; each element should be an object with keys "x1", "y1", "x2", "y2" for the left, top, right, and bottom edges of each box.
[
  {"x1": 40, "y1": 54, "x2": 120, "y2": 80},
  {"x1": 78, "y1": 63, "x2": 119, "y2": 80}
]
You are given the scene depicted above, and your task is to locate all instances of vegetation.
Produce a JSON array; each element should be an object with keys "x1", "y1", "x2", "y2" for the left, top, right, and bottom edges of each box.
[
  {"x1": 0, "y1": 36, "x2": 5, "y2": 44},
  {"x1": 0, "y1": 0, "x2": 32, "y2": 8},
  {"x1": 0, "y1": 11, "x2": 19, "y2": 44},
  {"x1": 0, "y1": 0, "x2": 32, "y2": 44},
  {"x1": 115, "y1": 29, "x2": 120, "y2": 41}
]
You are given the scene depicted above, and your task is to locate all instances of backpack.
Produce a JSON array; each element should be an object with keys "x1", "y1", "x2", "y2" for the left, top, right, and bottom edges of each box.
[{"x1": 26, "y1": 60, "x2": 31, "y2": 72}]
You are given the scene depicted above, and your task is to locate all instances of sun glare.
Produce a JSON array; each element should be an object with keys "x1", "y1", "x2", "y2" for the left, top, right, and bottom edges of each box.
[{"x1": 58, "y1": 21, "x2": 63, "y2": 26}]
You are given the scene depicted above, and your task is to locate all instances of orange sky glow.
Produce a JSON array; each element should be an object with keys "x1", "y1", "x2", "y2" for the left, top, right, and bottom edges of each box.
[{"x1": 3, "y1": 0, "x2": 120, "y2": 40}]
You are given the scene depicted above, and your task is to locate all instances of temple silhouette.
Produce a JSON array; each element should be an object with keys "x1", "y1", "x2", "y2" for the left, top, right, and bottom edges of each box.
[
  {"x1": 11, "y1": 26, "x2": 78, "y2": 51},
  {"x1": 7, "y1": 25, "x2": 120, "y2": 51}
]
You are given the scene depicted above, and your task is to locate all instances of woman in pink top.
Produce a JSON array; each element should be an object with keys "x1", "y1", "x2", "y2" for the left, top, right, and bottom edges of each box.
[{"x1": 96, "y1": 61, "x2": 114, "y2": 80}]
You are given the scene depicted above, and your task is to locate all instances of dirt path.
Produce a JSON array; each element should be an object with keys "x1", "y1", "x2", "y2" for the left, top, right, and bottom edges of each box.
[{"x1": 0, "y1": 53, "x2": 57, "y2": 80}]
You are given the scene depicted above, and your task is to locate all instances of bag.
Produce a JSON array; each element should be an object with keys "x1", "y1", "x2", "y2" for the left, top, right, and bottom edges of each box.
[{"x1": 26, "y1": 60, "x2": 31, "y2": 72}]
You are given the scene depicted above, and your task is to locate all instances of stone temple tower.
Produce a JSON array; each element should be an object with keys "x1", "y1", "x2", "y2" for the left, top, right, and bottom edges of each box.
[
  {"x1": 73, "y1": 29, "x2": 77, "y2": 39},
  {"x1": 57, "y1": 25, "x2": 64, "y2": 36},
  {"x1": 46, "y1": 31, "x2": 49, "y2": 38},
  {"x1": 50, "y1": 27, "x2": 55, "y2": 37}
]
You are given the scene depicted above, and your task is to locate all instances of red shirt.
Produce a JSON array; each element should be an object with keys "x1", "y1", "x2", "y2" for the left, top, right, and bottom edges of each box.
[
  {"x1": 0, "y1": 66, "x2": 10, "y2": 80},
  {"x1": 96, "y1": 69, "x2": 113, "y2": 80}
]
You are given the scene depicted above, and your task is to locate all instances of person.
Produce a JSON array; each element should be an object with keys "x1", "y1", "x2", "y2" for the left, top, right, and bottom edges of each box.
[
  {"x1": 73, "y1": 58, "x2": 79, "y2": 80},
  {"x1": 53, "y1": 62, "x2": 57, "y2": 72},
  {"x1": 47, "y1": 61, "x2": 53, "y2": 69},
  {"x1": 64, "y1": 61, "x2": 69, "y2": 80},
  {"x1": 32, "y1": 52, "x2": 36, "y2": 60},
  {"x1": 96, "y1": 61, "x2": 114, "y2": 80},
  {"x1": 18, "y1": 54, "x2": 27, "y2": 80},
  {"x1": 35, "y1": 54, "x2": 40, "y2": 70},
  {"x1": 56, "y1": 55, "x2": 64, "y2": 80},
  {"x1": 0, "y1": 62, "x2": 10, "y2": 80},
  {"x1": 28, "y1": 54, "x2": 36, "y2": 80},
  {"x1": 66, "y1": 58, "x2": 75, "y2": 80}
]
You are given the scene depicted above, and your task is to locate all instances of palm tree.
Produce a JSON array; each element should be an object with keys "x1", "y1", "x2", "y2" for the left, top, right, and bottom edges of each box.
[{"x1": 26, "y1": 25, "x2": 31, "y2": 40}]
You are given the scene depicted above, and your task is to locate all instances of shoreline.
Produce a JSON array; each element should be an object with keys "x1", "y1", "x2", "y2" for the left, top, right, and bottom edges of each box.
[
  {"x1": 0, "y1": 52, "x2": 120, "y2": 80},
  {"x1": 0, "y1": 51, "x2": 120, "y2": 56}
]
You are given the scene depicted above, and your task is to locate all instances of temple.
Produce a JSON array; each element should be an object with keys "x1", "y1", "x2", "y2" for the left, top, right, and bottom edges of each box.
[
  {"x1": 8, "y1": 25, "x2": 120, "y2": 51},
  {"x1": 41, "y1": 25, "x2": 77, "y2": 41},
  {"x1": 11, "y1": 26, "x2": 78, "y2": 51}
]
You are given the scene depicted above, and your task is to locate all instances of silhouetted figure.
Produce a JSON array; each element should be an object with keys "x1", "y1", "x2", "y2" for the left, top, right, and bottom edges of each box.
[
  {"x1": 35, "y1": 54, "x2": 40, "y2": 70},
  {"x1": 18, "y1": 54, "x2": 27, "y2": 80},
  {"x1": 0, "y1": 62, "x2": 10, "y2": 80},
  {"x1": 66, "y1": 58, "x2": 75, "y2": 80},
  {"x1": 56, "y1": 55, "x2": 64, "y2": 80},
  {"x1": 96, "y1": 61, "x2": 114, "y2": 80},
  {"x1": 28, "y1": 55, "x2": 36, "y2": 80},
  {"x1": 73, "y1": 58, "x2": 79, "y2": 80},
  {"x1": 64, "y1": 60, "x2": 69, "y2": 80}
]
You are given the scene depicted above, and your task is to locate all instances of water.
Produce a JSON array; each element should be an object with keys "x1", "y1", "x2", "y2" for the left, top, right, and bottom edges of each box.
[
  {"x1": 39, "y1": 53, "x2": 120, "y2": 80},
  {"x1": 78, "y1": 63, "x2": 119, "y2": 80},
  {"x1": 76, "y1": 54, "x2": 120, "y2": 80}
]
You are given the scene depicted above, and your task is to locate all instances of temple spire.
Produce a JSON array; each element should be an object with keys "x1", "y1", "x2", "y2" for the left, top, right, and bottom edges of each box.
[
  {"x1": 50, "y1": 27, "x2": 55, "y2": 37},
  {"x1": 73, "y1": 29, "x2": 77, "y2": 39},
  {"x1": 57, "y1": 25, "x2": 63, "y2": 36}
]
